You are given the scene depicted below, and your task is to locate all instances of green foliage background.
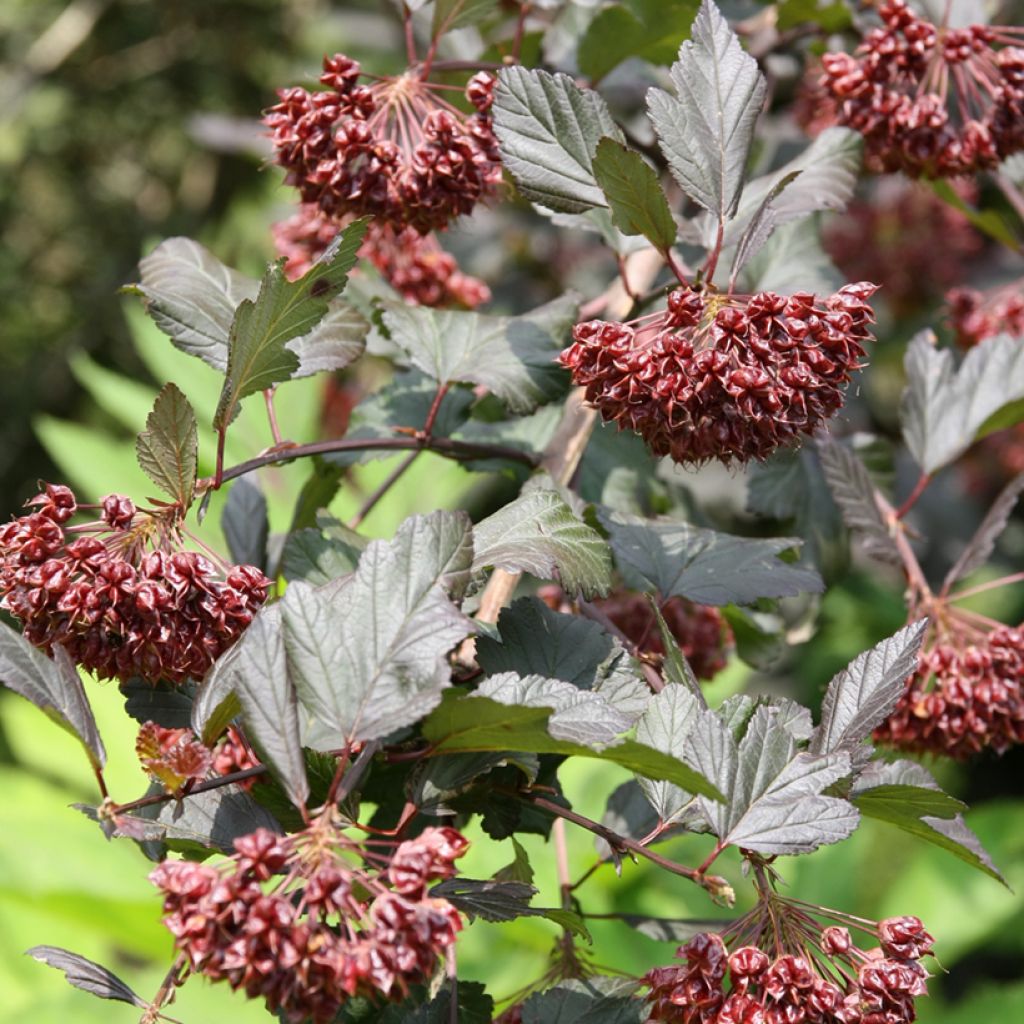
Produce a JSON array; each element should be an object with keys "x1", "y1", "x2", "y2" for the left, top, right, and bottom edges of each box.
[{"x1": 2, "y1": 0, "x2": 1023, "y2": 1020}]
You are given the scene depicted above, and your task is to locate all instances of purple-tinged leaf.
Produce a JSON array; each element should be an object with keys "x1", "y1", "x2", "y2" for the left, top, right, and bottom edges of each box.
[
  {"x1": 635, "y1": 684, "x2": 703, "y2": 823},
  {"x1": 222, "y1": 476, "x2": 269, "y2": 570},
  {"x1": 811, "y1": 621, "x2": 928, "y2": 754},
  {"x1": 135, "y1": 382, "x2": 198, "y2": 509},
  {"x1": 0, "y1": 623, "x2": 105, "y2": 769},
  {"x1": 943, "y1": 471, "x2": 1024, "y2": 590},
  {"x1": 26, "y1": 946, "x2": 145, "y2": 1007},
  {"x1": 431, "y1": 878, "x2": 590, "y2": 938},
  {"x1": 520, "y1": 977, "x2": 644, "y2": 1024}
]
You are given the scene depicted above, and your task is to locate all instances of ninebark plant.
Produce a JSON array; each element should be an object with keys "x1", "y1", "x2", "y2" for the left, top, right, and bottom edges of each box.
[{"x1": 4, "y1": 1, "x2": 1024, "y2": 1021}]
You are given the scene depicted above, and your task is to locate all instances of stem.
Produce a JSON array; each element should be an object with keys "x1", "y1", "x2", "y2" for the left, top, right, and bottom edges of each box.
[
  {"x1": 518, "y1": 791, "x2": 733, "y2": 902},
  {"x1": 894, "y1": 472, "x2": 931, "y2": 520},
  {"x1": 348, "y1": 452, "x2": 420, "y2": 529},
  {"x1": 113, "y1": 764, "x2": 268, "y2": 815},
  {"x1": 420, "y1": 59, "x2": 504, "y2": 73},
  {"x1": 139, "y1": 955, "x2": 187, "y2": 1024},
  {"x1": 553, "y1": 818, "x2": 573, "y2": 910},
  {"x1": 876, "y1": 489, "x2": 932, "y2": 610},
  {"x1": 510, "y1": 2, "x2": 531, "y2": 63},
  {"x1": 423, "y1": 382, "x2": 450, "y2": 438},
  {"x1": 263, "y1": 387, "x2": 283, "y2": 446},
  {"x1": 196, "y1": 434, "x2": 538, "y2": 494},
  {"x1": 702, "y1": 218, "x2": 725, "y2": 285},
  {"x1": 334, "y1": 741, "x2": 381, "y2": 807},
  {"x1": 213, "y1": 428, "x2": 226, "y2": 489},
  {"x1": 578, "y1": 600, "x2": 664, "y2": 692},
  {"x1": 949, "y1": 570, "x2": 1024, "y2": 601},
  {"x1": 324, "y1": 746, "x2": 352, "y2": 806},
  {"x1": 402, "y1": 2, "x2": 417, "y2": 64},
  {"x1": 667, "y1": 249, "x2": 690, "y2": 288},
  {"x1": 93, "y1": 763, "x2": 109, "y2": 801}
]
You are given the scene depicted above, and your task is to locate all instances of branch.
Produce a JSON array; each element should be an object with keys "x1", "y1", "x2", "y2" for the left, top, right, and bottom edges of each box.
[{"x1": 112, "y1": 765, "x2": 268, "y2": 816}]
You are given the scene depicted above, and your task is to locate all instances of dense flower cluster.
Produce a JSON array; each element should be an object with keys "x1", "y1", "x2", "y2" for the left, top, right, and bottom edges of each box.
[
  {"x1": 947, "y1": 280, "x2": 1024, "y2": 348},
  {"x1": 819, "y1": 0, "x2": 1024, "y2": 176},
  {"x1": 151, "y1": 823, "x2": 468, "y2": 1022},
  {"x1": 560, "y1": 283, "x2": 877, "y2": 465},
  {"x1": 645, "y1": 915, "x2": 933, "y2": 1024},
  {"x1": 823, "y1": 178, "x2": 981, "y2": 315},
  {"x1": 264, "y1": 55, "x2": 501, "y2": 234},
  {"x1": 273, "y1": 203, "x2": 490, "y2": 307},
  {"x1": 874, "y1": 625, "x2": 1024, "y2": 759},
  {"x1": 136, "y1": 721, "x2": 213, "y2": 792},
  {"x1": 0, "y1": 484, "x2": 269, "y2": 685}
]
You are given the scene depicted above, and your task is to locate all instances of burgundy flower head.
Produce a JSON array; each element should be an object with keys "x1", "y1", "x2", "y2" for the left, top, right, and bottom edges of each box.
[
  {"x1": 819, "y1": 0, "x2": 1024, "y2": 177},
  {"x1": 264, "y1": 56, "x2": 501, "y2": 234},
  {"x1": 560, "y1": 283, "x2": 877, "y2": 466}
]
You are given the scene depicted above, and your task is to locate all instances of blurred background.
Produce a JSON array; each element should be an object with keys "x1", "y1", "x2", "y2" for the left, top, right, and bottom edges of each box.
[{"x1": 1, "y1": 0, "x2": 1023, "y2": 1020}]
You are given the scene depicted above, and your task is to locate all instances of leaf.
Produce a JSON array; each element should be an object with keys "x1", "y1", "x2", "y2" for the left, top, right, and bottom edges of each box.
[
  {"x1": 25, "y1": 947, "x2": 145, "y2": 1008},
  {"x1": 221, "y1": 476, "x2": 269, "y2": 570},
  {"x1": 494, "y1": 836, "x2": 536, "y2": 884},
  {"x1": 811, "y1": 621, "x2": 927, "y2": 754},
  {"x1": 116, "y1": 782, "x2": 282, "y2": 854},
  {"x1": 746, "y1": 446, "x2": 847, "y2": 578},
  {"x1": 901, "y1": 330, "x2": 1024, "y2": 474},
  {"x1": 280, "y1": 527, "x2": 363, "y2": 585},
  {"x1": 929, "y1": 178, "x2": 1019, "y2": 249},
  {"x1": 202, "y1": 604, "x2": 310, "y2": 809},
  {"x1": 728, "y1": 170, "x2": 801, "y2": 281},
  {"x1": 493, "y1": 66, "x2": 625, "y2": 214},
  {"x1": 816, "y1": 437, "x2": 900, "y2": 565},
  {"x1": 282, "y1": 512, "x2": 474, "y2": 746},
  {"x1": 852, "y1": 759, "x2": 1004, "y2": 884},
  {"x1": 944, "y1": 472, "x2": 1024, "y2": 590},
  {"x1": 0, "y1": 623, "x2": 105, "y2": 769},
  {"x1": 422, "y1": 680, "x2": 724, "y2": 800},
  {"x1": 474, "y1": 483, "x2": 613, "y2": 598},
  {"x1": 651, "y1": 600, "x2": 706, "y2": 702},
  {"x1": 121, "y1": 678, "x2": 195, "y2": 730},
  {"x1": 578, "y1": 0, "x2": 700, "y2": 83},
  {"x1": 613, "y1": 914, "x2": 730, "y2": 942},
  {"x1": 476, "y1": 596, "x2": 639, "y2": 691},
  {"x1": 635, "y1": 684, "x2": 703, "y2": 822},
  {"x1": 596, "y1": 780, "x2": 661, "y2": 858},
  {"x1": 591, "y1": 137, "x2": 677, "y2": 251},
  {"x1": 134, "y1": 383, "x2": 198, "y2": 508},
  {"x1": 721, "y1": 604, "x2": 788, "y2": 670},
  {"x1": 736, "y1": 217, "x2": 842, "y2": 296},
  {"x1": 646, "y1": 0, "x2": 766, "y2": 220},
  {"x1": 717, "y1": 128, "x2": 862, "y2": 253},
  {"x1": 431, "y1": 878, "x2": 590, "y2": 938},
  {"x1": 382, "y1": 297, "x2": 575, "y2": 415},
  {"x1": 600, "y1": 508, "x2": 823, "y2": 605},
  {"x1": 688, "y1": 704, "x2": 858, "y2": 854},
  {"x1": 213, "y1": 219, "x2": 368, "y2": 429},
  {"x1": 432, "y1": 0, "x2": 498, "y2": 34},
  {"x1": 521, "y1": 977, "x2": 644, "y2": 1024}
]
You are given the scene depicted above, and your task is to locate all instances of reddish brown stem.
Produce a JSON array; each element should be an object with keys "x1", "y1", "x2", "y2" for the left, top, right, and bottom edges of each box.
[
  {"x1": 348, "y1": 451, "x2": 421, "y2": 529},
  {"x1": 423, "y1": 382, "x2": 450, "y2": 438},
  {"x1": 703, "y1": 218, "x2": 725, "y2": 285},
  {"x1": 113, "y1": 764, "x2": 269, "y2": 815},
  {"x1": 402, "y1": 3, "x2": 418, "y2": 64},
  {"x1": 894, "y1": 472, "x2": 931, "y2": 520},
  {"x1": 511, "y1": 2, "x2": 531, "y2": 62}
]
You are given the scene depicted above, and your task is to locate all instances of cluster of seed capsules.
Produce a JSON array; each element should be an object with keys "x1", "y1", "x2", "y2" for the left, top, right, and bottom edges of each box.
[
  {"x1": 265, "y1": 55, "x2": 500, "y2": 235},
  {"x1": 273, "y1": 202, "x2": 490, "y2": 308},
  {"x1": 874, "y1": 625, "x2": 1024, "y2": 760},
  {"x1": 818, "y1": 0, "x2": 1024, "y2": 177},
  {"x1": 560, "y1": 283, "x2": 877, "y2": 465},
  {"x1": 0, "y1": 484, "x2": 269, "y2": 685},
  {"x1": 150, "y1": 824, "x2": 468, "y2": 1023},
  {"x1": 645, "y1": 915, "x2": 933, "y2": 1024}
]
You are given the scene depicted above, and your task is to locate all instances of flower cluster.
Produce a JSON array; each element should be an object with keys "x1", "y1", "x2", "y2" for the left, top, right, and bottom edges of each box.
[
  {"x1": 645, "y1": 915, "x2": 933, "y2": 1024},
  {"x1": 823, "y1": 178, "x2": 982, "y2": 316},
  {"x1": 0, "y1": 484, "x2": 269, "y2": 685},
  {"x1": 264, "y1": 55, "x2": 501, "y2": 234},
  {"x1": 947, "y1": 281, "x2": 1024, "y2": 348},
  {"x1": 560, "y1": 283, "x2": 877, "y2": 465},
  {"x1": 273, "y1": 203, "x2": 490, "y2": 308},
  {"x1": 212, "y1": 725, "x2": 262, "y2": 788},
  {"x1": 150, "y1": 823, "x2": 468, "y2": 1023},
  {"x1": 819, "y1": 0, "x2": 1024, "y2": 177},
  {"x1": 136, "y1": 721, "x2": 213, "y2": 792},
  {"x1": 874, "y1": 625, "x2": 1024, "y2": 759}
]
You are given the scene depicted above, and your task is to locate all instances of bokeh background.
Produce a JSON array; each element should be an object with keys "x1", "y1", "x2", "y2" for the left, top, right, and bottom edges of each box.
[{"x1": 1, "y1": 0, "x2": 1023, "y2": 1020}]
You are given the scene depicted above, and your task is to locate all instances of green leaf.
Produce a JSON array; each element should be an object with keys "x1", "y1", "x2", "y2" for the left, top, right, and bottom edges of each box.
[
  {"x1": 520, "y1": 977, "x2": 644, "y2": 1024},
  {"x1": 134, "y1": 382, "x2": 198, "y2": 508},
  {"x1": 0, "y1": 623, "x2": 105, "y2": 770},
  {"x1": 422, "y1": 680, "x2": 724, "y2": 800},
  {"x1": 474, "y1": 482, "x2": 613, "y2": 598},
  {"x1": 646, "y1": 0, "x2": 766, "y2": 221},
  {"x1": 493, "y1": 66, "x2": 625, "y2": 214},
  {"x1": 578, "y1": 1, "x2": 700, "y2": 83},
  {"x1": 281, "y1": 512, "x2": 474, "y2": 746},
  {"x1": 816, "y1": 437, "x2": 900, "y2": 565},
  {"x1": 635, "y1": 684, "x2": 703, "y2": 823},
  {"x1": 25, "y1": 947, "x2": 145, "y2": 1008},
  {"x1": 943, "y1": 472, "x2": 1024, "y2": 589},
  {"x1": 431, "y1": 878, "x2": 590, "y2": 939},
  {"x1": 852, "y1": 759, "x2": 1004, "y2": 884},
  {"x1": 901, "y1": 330, "x2": 1024, "y2": 474},
  {"x1": 382, "y1": 297, "x2": 575, "y2": 415},
  {"x1": 432, "y1": 0, "x2": 498, "y2": 34},
  {"x1": 213, "y1": 219, "x2": 368, "y2": 430},
  {"x1": 494, "y1": 836, "x2": 535, "y2": 884},
  {"x1": 776, "y1": 0, "x2": 852, "y2": 31},
  {"x1": 591, "y1": 137, "x2": 677, "y2": 251},
  {"x1": 600, "y1": 508, "x2": 823, "y2": 606},
  {"x1": 810, "y1": 621, "x2": 928, "y2": 754},
  {"x1": 200, "y1": 604, "x2": 310, "y2": 810},
  {"x1": 688, "y1": 704, "x2": 858, "y2": 854},
  {"x1": 721, "y1": 605, "x2": 787, "y2": 670},
  {"x1": 221, "y1": 477, "x2": 269, "y2": 570},
  {"x1": 929, "y1": 178, "x2": 1019, "y2": 249}
]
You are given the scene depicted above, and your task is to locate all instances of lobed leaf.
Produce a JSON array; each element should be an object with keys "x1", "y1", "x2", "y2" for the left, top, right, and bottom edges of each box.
[
  {"x1": 135, "y1": 382, "x2": 198, "y2": 508},
  {"x1": 431, "y1": 877, "x2": 589, "y2": 938},
  {"x1": 520, "y1": 977, "x2": 644, "y2": 1024},
  {"x1": 635, "y1": 683, "x2": 703, "y2": 823},
  {"x1": 943, "y1": 471, "x2": 1024, "y2": 590},
  {"x1": 493, "y1": 66, "x2": 625, "y2": 214},
  {"x1": 0, "y1": 623, "x2": 105, "y2": 769}
]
